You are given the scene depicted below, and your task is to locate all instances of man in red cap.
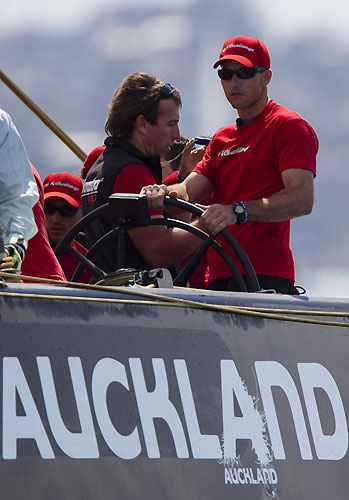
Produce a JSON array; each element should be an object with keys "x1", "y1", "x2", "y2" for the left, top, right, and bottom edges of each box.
[
  {"x1": 142, "y1": 35, "x2": 319, "y2": 294},
  {"x1": 43, "y1": 172, "x2": 90, "y2": 282},
  {"x1": 44, "y1": 172, "x2": 84, "y2": 247}
]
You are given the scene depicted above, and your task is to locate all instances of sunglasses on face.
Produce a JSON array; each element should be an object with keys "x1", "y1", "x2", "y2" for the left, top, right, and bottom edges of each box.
[
  {"x1": 44, "y1": 202, "x2": 79, "y2": 217},
  {"x1": 218, "y1": 66, "x2": 267, "y2": 80}
]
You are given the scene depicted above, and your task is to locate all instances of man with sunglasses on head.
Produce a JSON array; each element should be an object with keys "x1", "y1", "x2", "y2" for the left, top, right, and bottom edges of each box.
[
  {"x1": 142, "y1": 35, "x2": 319, "y2": 294},
  {"x1": 82, "y1": 72, "x2": 205, "y2": 274},
  {"x1": 43, "y1": 172, "x2": 90, "y2": 281}
]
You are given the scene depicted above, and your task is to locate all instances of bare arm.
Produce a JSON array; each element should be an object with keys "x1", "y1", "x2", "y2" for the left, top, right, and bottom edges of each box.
[
  {"x1": 246, "y1": 168, "x2": 314, "y2": 221},
  {"x1": 136, "y1": 172, "x2": 214, "y2": 267},
  {"x1": 199, "y1": 168, "x2": 314, "y2": 234},
  {"x1": 141, "y1": 171, "x2": 214, "y2": 209}
]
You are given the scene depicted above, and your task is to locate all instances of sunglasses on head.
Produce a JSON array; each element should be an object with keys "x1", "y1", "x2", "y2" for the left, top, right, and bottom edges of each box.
[
  {"x1": 153, "y1": 82, "x2": 175, "y2": 104},
  {"x1": 218, "y1": 66, "x2": 267, "y2": 80},
  {"x1": 143, "y1": 82, "x2": 175, "y2": 121},
  {"x1": 44, "y1": 201, "x2": 79, "y2": 217}
]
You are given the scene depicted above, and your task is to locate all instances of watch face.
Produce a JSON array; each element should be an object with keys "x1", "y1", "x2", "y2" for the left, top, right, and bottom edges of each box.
[{"x1": 235, "y1": 205, "x2": 244, "y2": 214}]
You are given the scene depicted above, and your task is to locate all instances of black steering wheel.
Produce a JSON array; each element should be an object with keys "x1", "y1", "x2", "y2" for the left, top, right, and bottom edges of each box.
[{"x1": 54, "y1": 195, "x2": 260, "y2": 292}]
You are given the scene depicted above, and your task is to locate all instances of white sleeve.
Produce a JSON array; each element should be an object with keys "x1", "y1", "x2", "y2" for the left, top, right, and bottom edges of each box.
[{"x1": 0, "y1": 109, "x2": 39, "y2": 248}]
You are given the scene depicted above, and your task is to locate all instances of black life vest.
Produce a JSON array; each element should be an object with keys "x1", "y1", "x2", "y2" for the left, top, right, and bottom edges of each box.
[{"x1": 82, "y1": 136, "x2": 162, "y2": 274}]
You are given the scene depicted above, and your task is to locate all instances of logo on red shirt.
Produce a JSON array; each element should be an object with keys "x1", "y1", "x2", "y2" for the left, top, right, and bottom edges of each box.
[{"x1": 217, "y1": 146, "x2": 250, "y2": 158}]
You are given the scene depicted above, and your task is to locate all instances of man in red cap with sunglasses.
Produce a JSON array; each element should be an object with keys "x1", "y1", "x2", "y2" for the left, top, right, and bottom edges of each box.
[
  {"x1": 43, "y1": 172, "x2": 90, "y2": 282},
  {"x1": 142, "y1": 35, "x2": 319, "y2": 294}
]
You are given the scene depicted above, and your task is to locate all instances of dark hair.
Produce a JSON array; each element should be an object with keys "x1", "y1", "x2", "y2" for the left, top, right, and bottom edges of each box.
[{"x1": 105, "y1": 72, "x2": 182, "y2": 139}]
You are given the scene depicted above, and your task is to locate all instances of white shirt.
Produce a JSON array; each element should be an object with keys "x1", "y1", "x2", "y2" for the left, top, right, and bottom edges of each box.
[{"x1": 0, "y1": 108, "x2": 38, "y2": 248}]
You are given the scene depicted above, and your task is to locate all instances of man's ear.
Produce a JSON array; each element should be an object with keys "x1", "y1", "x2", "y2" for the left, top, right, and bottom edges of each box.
[
  {"x1": 263, "y1": 69, "x2": 272, "y2": 86},
  {"x1": 135, "y1": 114, "x2": 149, "y2": 136}
]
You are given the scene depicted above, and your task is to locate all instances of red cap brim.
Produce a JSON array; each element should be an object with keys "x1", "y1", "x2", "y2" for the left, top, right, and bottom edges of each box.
[
  {"x1": 213, "y1": 55, "x2": 254, "y2": 69},
  {"x1": 44, "y1": 191, "x2": 80, "y2": 207}
]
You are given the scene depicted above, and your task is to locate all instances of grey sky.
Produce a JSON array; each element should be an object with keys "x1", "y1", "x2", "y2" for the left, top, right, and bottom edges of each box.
[{"x1": 4, "y1": 0, "x2": 349, "y2": 43}]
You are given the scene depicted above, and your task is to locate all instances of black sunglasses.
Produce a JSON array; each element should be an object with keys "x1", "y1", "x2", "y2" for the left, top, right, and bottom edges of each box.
[
  {"x1": 143, "y1": 82, "x2": 175, "y2": 121},
  {"x1": 44, "y1": 202, "x2": 79, "y2": 217},
  {"x1": 153, "y1": 82, "x2": 175, "y2": 104},
  {"x1": 218, "y1": 66, "x2": 267, "y2": 80}
]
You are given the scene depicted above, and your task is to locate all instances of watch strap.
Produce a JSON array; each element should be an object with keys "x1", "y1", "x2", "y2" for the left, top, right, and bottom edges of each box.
[{"x1": 232, "y1": 201, "x2": 248, "y2": 225}]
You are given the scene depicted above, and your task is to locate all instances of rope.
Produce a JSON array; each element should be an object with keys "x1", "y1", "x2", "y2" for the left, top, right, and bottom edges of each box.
[{"x1": 1, "y1": 271, "x2": 349, "y2": 328}]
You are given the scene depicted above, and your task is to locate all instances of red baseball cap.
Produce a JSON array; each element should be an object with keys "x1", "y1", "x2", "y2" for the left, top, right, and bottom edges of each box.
[
  {"x1": 43, "y1": 172, "x2": 83, "y2": 207},
  {"x1": 83, "y1": 145, "x2": 105, "y2": 176},
  {"x1": 213, "y1": 35, "x2": 271, "y2": 69}
]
